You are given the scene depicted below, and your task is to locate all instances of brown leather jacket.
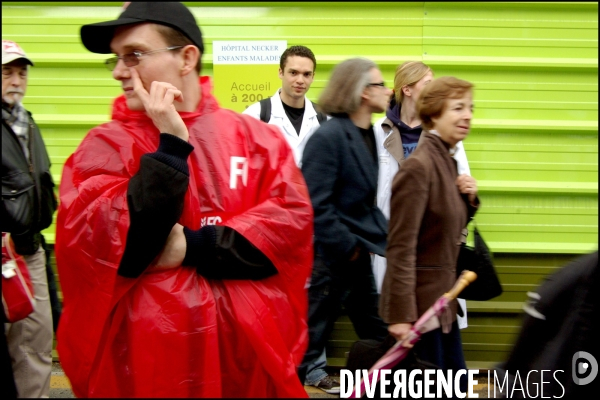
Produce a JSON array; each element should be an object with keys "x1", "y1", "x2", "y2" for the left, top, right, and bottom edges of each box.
[{"x1": 379, "y1": 132, "x2": 478, "y2": 324}]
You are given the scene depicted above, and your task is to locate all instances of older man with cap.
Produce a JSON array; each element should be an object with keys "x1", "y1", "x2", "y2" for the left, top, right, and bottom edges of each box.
[
  {"x1": 2, "y1": 40, "x2": 57, "y2": 398},
  {"x1": 55, "y1": 2, "x2": 313, "y2": 397}
]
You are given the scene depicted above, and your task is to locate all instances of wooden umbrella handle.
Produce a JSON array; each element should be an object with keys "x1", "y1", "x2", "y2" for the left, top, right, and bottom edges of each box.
[{"x1": 444, "y1": 270, "x2": 477, "y2": 301}]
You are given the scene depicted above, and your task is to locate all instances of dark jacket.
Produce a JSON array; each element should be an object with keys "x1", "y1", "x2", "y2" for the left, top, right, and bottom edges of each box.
[
  {"x1": 380, "y1": 132, "x2": 478, "y2": 324},
  {"x1": 301, "y1": 114, "x2": 387, "y2": 265},
  {"x1": 2, "y1": 109, "x2": 57, "y2": 254},
  {"x1": 500, "y1": 251, "x2": 599, "y2": 398}
]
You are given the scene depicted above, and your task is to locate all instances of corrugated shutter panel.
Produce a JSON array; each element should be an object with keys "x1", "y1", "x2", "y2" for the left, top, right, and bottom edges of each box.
[{"x1": 2, "y1": 1, "x2": 597, "y2": 368}]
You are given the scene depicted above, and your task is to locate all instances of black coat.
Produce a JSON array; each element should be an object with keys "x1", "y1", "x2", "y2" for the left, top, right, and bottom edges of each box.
[
  {"x1": 2, "y1": 110, "x2": 57, "y2": 254},
  {"x1": 499, "y1": 251, "x2": 599, "y2": 398},
  {"x1": 301, "y1": 114, "x2": 387, "y2": 265}
]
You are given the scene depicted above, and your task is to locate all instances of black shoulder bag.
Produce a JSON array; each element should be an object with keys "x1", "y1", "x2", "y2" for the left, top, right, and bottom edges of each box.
[{"x1": 456, "y1": 221, "x2": 503, "y2": 301}]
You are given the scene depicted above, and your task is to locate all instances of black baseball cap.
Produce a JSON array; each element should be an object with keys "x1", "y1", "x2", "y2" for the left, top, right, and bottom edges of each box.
[{"x1": 80, "y1": 2, "x2": 204, "y2": 54}]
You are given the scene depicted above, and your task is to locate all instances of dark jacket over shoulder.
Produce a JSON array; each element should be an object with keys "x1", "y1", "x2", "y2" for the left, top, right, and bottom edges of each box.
[
  {"x1": 2, "y1": 111, "x2": 57, "y2": 254},
  {"x1": 301, "y1": 115, "x2": 387, "y2": 265},
  {"x1": 380, "y1": 133, "x2": 478, "y2": 324}
]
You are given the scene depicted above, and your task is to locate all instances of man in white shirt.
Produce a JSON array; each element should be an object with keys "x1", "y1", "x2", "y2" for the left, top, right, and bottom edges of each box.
[
  {"x1": 245, "y1": 45, "x2": 335, "y2": 393},
  {"x1": 243, "y1": 45, "x2": 326, "y2": 167}
]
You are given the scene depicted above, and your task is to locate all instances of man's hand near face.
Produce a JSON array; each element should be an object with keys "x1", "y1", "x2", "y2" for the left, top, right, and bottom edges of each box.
[{"x1": 130, "y1": 67, "x2": 189, "y2": 141}]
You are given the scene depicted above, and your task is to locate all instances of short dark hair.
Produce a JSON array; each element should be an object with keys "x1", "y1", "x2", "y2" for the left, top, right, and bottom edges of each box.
[
  {"x1": 280, "y1": 45, "x2": 316, "y2": 72},
  {"x1": 155, "y1": 24, "x2": 201, "y2": 75},
  {"x1": 417, "y1": 76, "x2": 474, "y2": 131}
]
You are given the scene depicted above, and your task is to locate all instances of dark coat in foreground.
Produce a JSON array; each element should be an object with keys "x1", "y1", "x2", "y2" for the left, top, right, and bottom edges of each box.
[{"x1": 301, "y1": 114, "x2": 388, "y2": 265}]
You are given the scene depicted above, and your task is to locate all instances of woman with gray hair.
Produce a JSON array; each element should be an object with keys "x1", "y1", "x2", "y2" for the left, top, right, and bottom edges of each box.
[{"x1": 298, "y1": 58, "x2": 393, "y2": 393}]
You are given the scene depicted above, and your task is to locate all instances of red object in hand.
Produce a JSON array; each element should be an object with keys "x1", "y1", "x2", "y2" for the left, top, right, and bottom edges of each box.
[{"x1": 2, "y1": 232, "x2": 35, "y2": 322}]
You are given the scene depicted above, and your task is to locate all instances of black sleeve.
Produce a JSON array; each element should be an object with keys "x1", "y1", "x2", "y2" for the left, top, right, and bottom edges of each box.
[
  {"x1": 183, "y1": 225, "x2": 278, "y2": 280},
  {"x1": 118, "y1": 133, "x2": 193, "y2": 278}
]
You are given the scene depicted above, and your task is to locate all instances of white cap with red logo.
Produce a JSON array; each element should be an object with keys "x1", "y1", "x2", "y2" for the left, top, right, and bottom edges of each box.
[{"x1": 2, "y1": 40, "x2": 34, "y2": 66}]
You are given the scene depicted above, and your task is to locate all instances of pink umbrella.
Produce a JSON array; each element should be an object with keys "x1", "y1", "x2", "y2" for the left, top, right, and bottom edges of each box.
[{"x1": 348, "y1": 270, "x2": 477, "y2": 398}]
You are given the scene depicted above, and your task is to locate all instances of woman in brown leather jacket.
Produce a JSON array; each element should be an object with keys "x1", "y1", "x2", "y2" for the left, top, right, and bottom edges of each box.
[{"x1": 379, "y1": 76, "x2": 479, "y2": 389}]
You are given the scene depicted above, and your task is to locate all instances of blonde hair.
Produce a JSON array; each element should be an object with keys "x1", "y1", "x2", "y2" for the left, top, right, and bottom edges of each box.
[
  {"x1": 318, "y1": 58, "x2": 377, "y2": 115},
  {"x1": 417, "y1": 76, "x2": 473, "y2": 131},
  {"x1": 393, "y1": 61, "x2": 433, "y2": 105}
]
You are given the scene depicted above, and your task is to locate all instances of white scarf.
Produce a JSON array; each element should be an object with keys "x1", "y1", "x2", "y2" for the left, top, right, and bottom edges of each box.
[
  {"x1": 428, "y1": 129, "x2": 457, "y2": 155},
  {"x1": 2, "y1": 101, "x2": 30, "y2": 160}
]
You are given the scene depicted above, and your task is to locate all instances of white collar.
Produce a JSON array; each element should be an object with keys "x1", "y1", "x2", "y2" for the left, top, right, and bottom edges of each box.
[
  {"x1": 428, "y1": 130, "x2": 457, "y2": 155},
  {"x1": 274, "y1": 89, "x2": 316, "y2": 117}
]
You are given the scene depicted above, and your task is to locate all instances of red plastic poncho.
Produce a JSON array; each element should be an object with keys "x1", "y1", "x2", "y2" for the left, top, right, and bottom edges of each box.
[{"x1": 55, "y1": 77, "x2": 313, "y2": 398}]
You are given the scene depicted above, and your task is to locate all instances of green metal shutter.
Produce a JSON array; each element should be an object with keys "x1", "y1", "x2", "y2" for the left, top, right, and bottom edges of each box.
[{"x1": 2, "y1": 1, "x2": 597, "y2": 368}]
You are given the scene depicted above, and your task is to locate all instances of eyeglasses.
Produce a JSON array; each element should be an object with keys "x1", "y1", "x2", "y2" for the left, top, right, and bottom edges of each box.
[
  {"x1": 104, "y1": 46, "x2": 184, "y2": 71},
  {"x1": 366, "y1": 82, "x2": 386, "y2": 88}
]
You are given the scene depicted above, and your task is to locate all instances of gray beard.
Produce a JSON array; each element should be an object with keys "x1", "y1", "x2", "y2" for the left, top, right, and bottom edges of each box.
[{"x1": 3, "y1": 93, "x2": 24, "y2": 106}]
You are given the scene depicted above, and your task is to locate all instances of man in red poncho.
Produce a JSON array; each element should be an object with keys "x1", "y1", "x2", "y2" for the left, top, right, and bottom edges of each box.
[{"x1": 54, "y1": 2, "x2": 313, "y2": 397}]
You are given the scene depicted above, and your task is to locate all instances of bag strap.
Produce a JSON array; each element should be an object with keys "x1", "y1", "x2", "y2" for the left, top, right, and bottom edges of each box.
[
  {"x1": 316, "y1": 111, "x2": 326, "y2": 125},
  {"x1": 460, "y1": 227, "x2": 468, "y2": 244},
  {"x1": 259, "y1": 97, "x2": 271, "y2": 123},
  {"x1": 3, "y1": 232, "x2": 16, "y2": 261},
  {"x1": 471, "y1": 217, "x2": 479, "y2": 233},
  {"x1": 461, "y1": 217, "x2": 478, "y2": 243},
  {"x1": 263, "y1": 97, "x2": 326, "y2": 125},
  {"x1": 310, "y1": 100, "x2": 327, "y2": 125}
]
